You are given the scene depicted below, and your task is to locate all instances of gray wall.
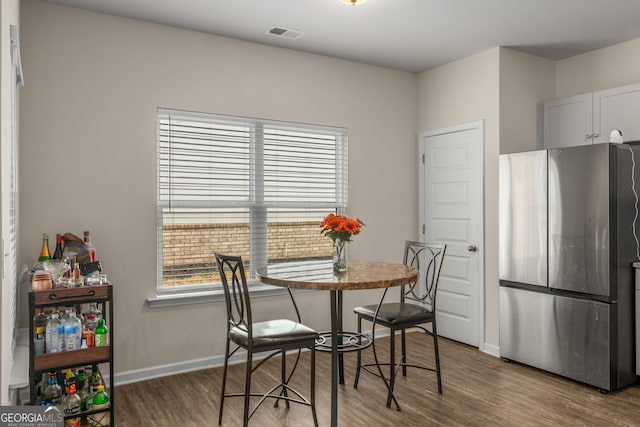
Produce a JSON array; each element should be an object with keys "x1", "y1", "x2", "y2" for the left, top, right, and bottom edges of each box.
[{"x1": 19, "y1": 0, "x2": 418, "y2": 377}]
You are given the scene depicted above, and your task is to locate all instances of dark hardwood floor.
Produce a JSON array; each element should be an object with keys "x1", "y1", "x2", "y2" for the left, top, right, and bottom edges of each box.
[{"x1": 114, "y1": 332, "x2": 640, "y2": 426}]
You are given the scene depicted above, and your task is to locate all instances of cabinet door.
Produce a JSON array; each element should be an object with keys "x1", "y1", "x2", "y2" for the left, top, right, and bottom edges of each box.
[
  {"x1": 543, "y1": 94, "x2": 593, "y2": 148},
  {"x1": 593, "y1": 83, "x2": 640, "y2": 144}
]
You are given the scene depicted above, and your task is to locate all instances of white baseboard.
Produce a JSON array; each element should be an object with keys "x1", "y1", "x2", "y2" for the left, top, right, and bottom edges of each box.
[
  {"x1": 114, "y1": 352, "x2": 241, "y2": 386},
  {"x1": 480, "y1": 342, "x2": 500, "y2": 358},
  {"x1": 113, "y1": 330, "x2": 502, "y2": 387},
  {"x1": 113, "y1": 328, "x2": 390, "y2": 386}
]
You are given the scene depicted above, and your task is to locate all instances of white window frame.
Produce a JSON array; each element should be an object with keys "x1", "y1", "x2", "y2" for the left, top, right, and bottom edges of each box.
[{"x1": 150, "y1": 108, "x2": 347, "y2": 307}]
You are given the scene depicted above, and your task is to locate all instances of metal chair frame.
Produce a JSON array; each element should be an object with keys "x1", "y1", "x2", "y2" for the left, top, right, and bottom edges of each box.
[
  {"x1": 353, "y1": 241, "x2": 447, "y2": 409},
  {"x1": 215, "y1": 252, "x2": 319, "y2": 426}
]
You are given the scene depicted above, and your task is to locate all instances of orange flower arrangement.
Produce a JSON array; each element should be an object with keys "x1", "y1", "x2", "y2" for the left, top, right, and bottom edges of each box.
[{"x1": 320, "y1": 213, "x2": 365, "y2": 242}]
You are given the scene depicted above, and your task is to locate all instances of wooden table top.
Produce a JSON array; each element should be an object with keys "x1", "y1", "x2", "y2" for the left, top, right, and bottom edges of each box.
[{"x1": 256, "y1": 259, "x2": 417, "y2": 291}]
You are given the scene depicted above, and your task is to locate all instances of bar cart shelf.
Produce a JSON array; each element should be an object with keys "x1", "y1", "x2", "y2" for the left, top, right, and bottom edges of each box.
[{"x1": 28, "y1": 284, "x2": 114, "y2": 426}]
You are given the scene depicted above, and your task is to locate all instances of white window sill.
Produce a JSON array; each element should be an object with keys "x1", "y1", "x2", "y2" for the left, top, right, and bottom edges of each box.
[{"x1": 147, "y1": 283, "x2": 299, "y2": 308}]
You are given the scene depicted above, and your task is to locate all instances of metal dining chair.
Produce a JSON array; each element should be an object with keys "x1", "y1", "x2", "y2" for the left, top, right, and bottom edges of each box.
[
  {"x1": 215, "y1": 252, "x2": 319, "y2": 427},
  {"x1": 352, "y1": 241, "x2": 447, "y2": 409}
]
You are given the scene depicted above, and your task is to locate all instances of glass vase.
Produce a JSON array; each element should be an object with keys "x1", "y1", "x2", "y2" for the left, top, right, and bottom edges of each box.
[{"x1": 333, "y1": 239, "x2": 347, "y2": 274}]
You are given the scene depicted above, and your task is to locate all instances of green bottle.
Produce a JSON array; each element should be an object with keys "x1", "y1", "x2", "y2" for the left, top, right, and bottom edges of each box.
[
  {"x1": 94, "y1": 318, "x2": 108, "y2": 347},
  {"x1": 88, "y1": 385, "x2": 110, "y2": 427},
  {"x1": 38, "y1": 233, "x2": 52, "y2": 262},
  {"x1": 76, "y1": 369, "x2": 90, "y2": 412}
]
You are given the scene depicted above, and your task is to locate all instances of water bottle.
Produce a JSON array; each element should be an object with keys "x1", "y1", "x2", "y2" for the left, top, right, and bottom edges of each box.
[
  {"x1": 64, "y1": 309, "x2": 82, "y2": 351},
  {"x1": 45, "y1": 312, "x2": 63, "y2": 353}
]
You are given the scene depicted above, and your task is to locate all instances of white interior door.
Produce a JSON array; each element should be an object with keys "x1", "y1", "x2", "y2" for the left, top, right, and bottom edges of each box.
[{"x1": 419, "y1": 121, "x2": 483, "y2": 347}]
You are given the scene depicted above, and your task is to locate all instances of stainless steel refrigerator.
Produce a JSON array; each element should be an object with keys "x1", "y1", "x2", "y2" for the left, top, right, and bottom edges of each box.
[{"x1": 499, "y1": 143, "x2": 638, "y2": 391}]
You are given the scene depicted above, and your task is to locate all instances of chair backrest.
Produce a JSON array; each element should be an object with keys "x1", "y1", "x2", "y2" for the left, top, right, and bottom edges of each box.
[
  {"x1": 400, "y1": 241, "x2": 447, "y2": 310},
  {"x1": 214, "y1": 252, "x2": 252, "y2": 335}
]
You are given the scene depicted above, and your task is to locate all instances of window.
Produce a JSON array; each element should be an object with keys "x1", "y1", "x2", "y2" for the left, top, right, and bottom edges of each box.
[
  {"x1": 157, "y1": 109, "x2": 348, "y2": 292},
  {"x1": 5, "y1": 25, "x2": 23, "y2": 348}
]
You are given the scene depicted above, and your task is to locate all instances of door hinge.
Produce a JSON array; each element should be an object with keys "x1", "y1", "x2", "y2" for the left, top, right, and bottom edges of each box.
[
  {"x1": 422, "y1": 153, "x2": 425, "y2": 164},
  {"x1": 422, "y1": 224, "x2": 426, "y2": 235}
]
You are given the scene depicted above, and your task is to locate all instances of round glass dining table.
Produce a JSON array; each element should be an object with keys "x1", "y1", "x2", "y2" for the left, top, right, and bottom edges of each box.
[{"x1": 256, "y1": 259, "x2": 418, "y2": 427}]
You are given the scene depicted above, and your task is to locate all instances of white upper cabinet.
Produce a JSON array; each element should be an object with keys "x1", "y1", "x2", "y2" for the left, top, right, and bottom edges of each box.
[
  {"x1": 593, "y1": 84, "x2": 640, "y2": 144},
  {"x1": 543, "y1": 94, "x2": 593, "y2": 149},
  {"x1": 542, "y1": 83, "x2": 640, "y2": 149}
]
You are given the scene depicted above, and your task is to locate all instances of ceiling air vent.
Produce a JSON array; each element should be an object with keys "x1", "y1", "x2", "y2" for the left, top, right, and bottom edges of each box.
[{"x1": 265, "y1": 26, "x2": 305, "y2": 40}]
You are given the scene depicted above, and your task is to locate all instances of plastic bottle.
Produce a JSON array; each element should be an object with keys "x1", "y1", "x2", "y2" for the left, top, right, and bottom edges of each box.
[
  {"x1": 94, "y1": 318, "x2": 108, "y2": 347},
  {"x1": 88, "y1": 385, "x2": 109, "y2": 427},
  {"x1": 63, "y1": 309, "x2": 82, "y2": 351},
  {"x1": 38, "y1": 233, "x2": 52, "y2": 262},
  {"x1": 62, "y1": 380, "x2": 81, "y2": 427},
  {"x1": 45, "y1": 312, "x2": 63, "y2": 353},
  {"x1": 43, "y1": 372, "x2": 62, "y2": 404}
]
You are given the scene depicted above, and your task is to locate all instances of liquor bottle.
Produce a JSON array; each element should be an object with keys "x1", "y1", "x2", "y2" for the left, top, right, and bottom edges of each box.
[
  {"x1": 76, "y1": 369, "x2": 90, "y2": 412},
  {"x1": 83, "y1": 231, "x2": 96, "y2": 262},
  {"x1": 74, "y1": 305, "x2": 85, "y2": 325},
  {"x1": 52, "y1": 234, "x2": 64, "y2": 260},
  {"x1": 38, "y1": 233, "x2": 52, "y2": 262},
  {"x1": 89, "y1": 364, "x2": 103, "y2": 396},
  {"x1": 94, "y1": 318, "x2": 108, "y2": 347},
  {"x1": 62, "y1": 380, "x2": 81, "y2": 427},
  {"x1": 85, "y1": 303, "x2": 102, "y2": 332},
  {"x1": 72, "y1": 261, "x2": 81, "y2": 280},
  {"x1": 34, "y1": 308, "x2": 48, "y2": 355},
  {"x1": 88, "y1": 385, "x2": 110, "y2": 427},
  {"x1": 34, "y1": 326, "x2": 45, "y2": 355},
  {"x1": 43, "y1": 372, "x2": 62, "y2": 404},
  {"x1": 64, "y1": 369, "x2": 75, "y2": 395}
]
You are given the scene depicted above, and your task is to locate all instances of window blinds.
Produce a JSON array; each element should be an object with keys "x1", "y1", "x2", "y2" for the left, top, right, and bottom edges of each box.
[{"x1": 157, "y1": 109, "x2": 348, "y2": 288}]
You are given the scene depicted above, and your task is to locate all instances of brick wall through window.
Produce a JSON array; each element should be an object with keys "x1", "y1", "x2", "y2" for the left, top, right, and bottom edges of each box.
[{"x1": 162, "y1": 221, "x2": 334, "y2": 286}]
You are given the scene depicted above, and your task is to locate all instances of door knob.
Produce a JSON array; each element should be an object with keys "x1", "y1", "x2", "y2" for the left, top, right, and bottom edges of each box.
[{"x1": 467, "y1": 245, "x2": 477, "y2": 252}]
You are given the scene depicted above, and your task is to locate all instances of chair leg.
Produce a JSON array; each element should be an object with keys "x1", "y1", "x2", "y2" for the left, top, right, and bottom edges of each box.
[
  {"x1": 280, "y1": 350, "x2": 290, "y2": 408},
  {"x1": 218, "y1": 338, "x2": 230, "y2": 425},
  {"x1": 310, "y1": 346, "x2": 318, "y2": 427},
  {"x1": 386, "y1": 330, "x2": 395, "y2": 408},
  {"x1": 432, "y1": 320, "x2": 443, "y2": 394},
  {"x1": 353, "y1": 315, "x2": 362, "y2": 389},
  {"x1": 401, "y1": 329, "x2": 407, "y2": 377},
  {"x1": 243, "y1": 352, "x2": 252, "y2": 427}
]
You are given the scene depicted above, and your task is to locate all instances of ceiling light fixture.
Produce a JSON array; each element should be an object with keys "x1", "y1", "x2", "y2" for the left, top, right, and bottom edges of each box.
[{"x1": 340, "y1": 0, "x2": 367, "y2": 5}]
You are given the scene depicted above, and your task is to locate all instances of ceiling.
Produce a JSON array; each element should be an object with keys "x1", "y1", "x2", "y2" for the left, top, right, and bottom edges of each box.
[{"x1": 47, "y1": 0, "x2": 640, "y2": 73}]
